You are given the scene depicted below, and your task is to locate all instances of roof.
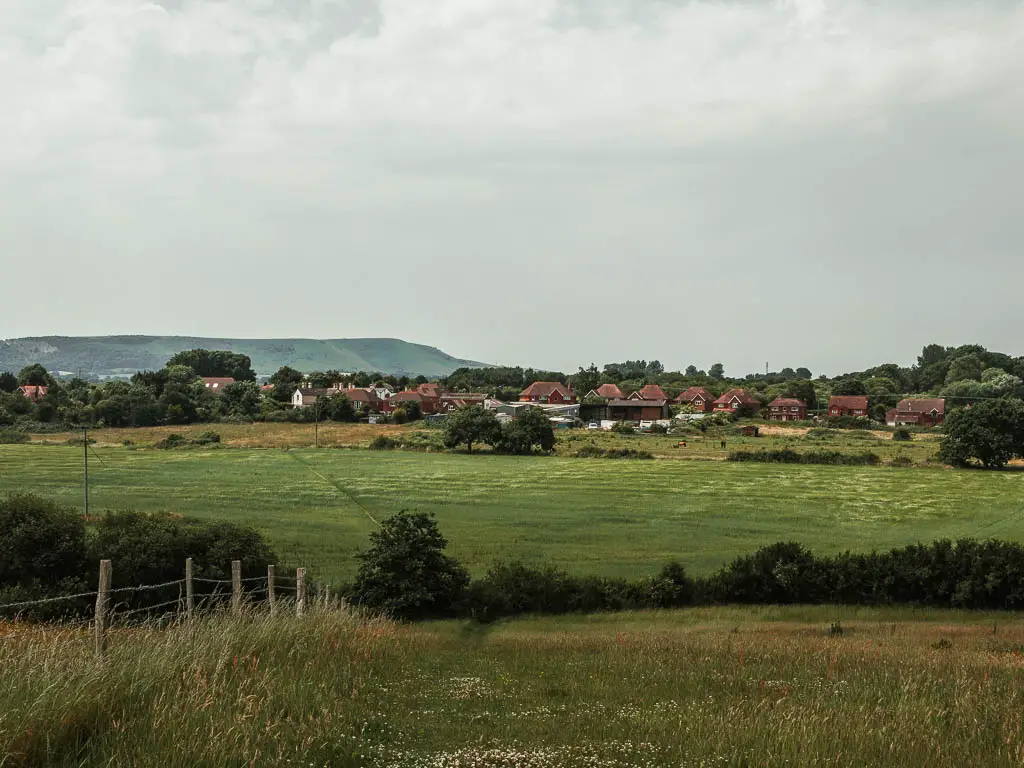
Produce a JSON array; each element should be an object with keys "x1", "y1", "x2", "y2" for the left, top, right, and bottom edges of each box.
[
  {"x1": 829, "y1": 395, "x2": 868, "y2": 410},
  {"x1": 260, "y1": 384, "x2": 275, "y2": 391},
  {"x1": 897, "y1": 398, "x2": 945, "y2": 414},
  {"x1": 417, "y1": 383, "x2": 443, "y2": 398},
  {"x1": 713, "y1": 389, "x2": 760, "y2": 406},
  {"x1": 674, "y1": 387, "x2": 713, "y2": 404},
  {"x1": 390, "y1": 391, "x2": 425, "y2": 403},
  {"x1": 18, "y1": 385, "x2": 48, "y2": 399},
  {"x1": 296, "y1": 387, "x2": 332, "y2": 397},
  {"x1": 345, "y1": 389, "x2": 377, "y2": 403},
  {"x1": 202, "y1": 377, "x2": 235, "y2": 389},
  {"x1": 630, "y1": 384, "x2": 669, "y2": 401},
  {"x1": 591, "y1": 383, "x2": 624, "y2": 399},
  {"x1": 520, "y1": 381, "x2": 573, "y2": 398},
  {"x1": 769, "y1": 398, "x2": 806, "y2": 407},
  {"x1": 441, "y1": 393, "x2": 486, "y2": 402}
]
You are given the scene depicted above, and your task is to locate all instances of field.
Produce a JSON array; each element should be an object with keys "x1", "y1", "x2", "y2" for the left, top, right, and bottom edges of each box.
[
  {"x1": 2, "y1": 426, "x2": 1023, "y2": 585},
  {"x1": 4, "y1": 605, "x2": 1024, "y2": 766}
]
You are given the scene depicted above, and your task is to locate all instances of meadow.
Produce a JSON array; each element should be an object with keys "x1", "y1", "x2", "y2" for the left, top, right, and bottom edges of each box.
[
  {"x1": 3, "y1": 605, "x2": 1024, "y2": 767},
  {"x1": 2, "y1": 433, "x2": 1022, "y2": 585}
]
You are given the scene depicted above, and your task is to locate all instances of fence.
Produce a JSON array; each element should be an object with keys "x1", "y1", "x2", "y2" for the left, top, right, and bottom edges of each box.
[{"x1": 0, "y1": 559, "x2": 314, "y2": 658}]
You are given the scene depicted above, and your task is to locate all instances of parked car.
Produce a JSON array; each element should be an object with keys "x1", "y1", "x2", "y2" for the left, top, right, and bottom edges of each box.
[{"x1": 587, "y1": 422, "x2": 600, "y2": 430}]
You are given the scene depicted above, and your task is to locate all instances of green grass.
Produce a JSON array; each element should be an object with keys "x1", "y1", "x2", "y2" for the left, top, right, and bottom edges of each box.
[
  {"x1": 4, "y1": 605, "x2": 1024, "y2": 766},
  {"x1": 3, "y1": 445, "x2": 1024, "y2": 585}
]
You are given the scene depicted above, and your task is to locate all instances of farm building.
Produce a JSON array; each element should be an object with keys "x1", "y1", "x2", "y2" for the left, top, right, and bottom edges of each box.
[
  {"x1": 591, "y1": 398, "x2": 670, "y2": 423},
  {"x1": 828, "y1": 395, "x2": 869, "y2": 417},
  {"x1": 673, "y1": 387, "x2": 714, "y2": 412},
  {"x1": 713, "y1": 389, "x2": 761, "y2": 414},
  {"x1": 520, "y1": 381, "x2": 576, "y2": 404},
  {"x1": 886, "y1": 398, "x2": 946, "y2": 427},
  {"x1": 767, "y1": 397, "x2": 807, "y2": 422}
]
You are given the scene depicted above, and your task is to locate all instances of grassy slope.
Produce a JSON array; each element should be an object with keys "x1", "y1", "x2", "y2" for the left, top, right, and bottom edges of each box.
[
  {"x1": 3, "y1": 606, "x2": 1024, "y2": 767},
  {"x1": 0, "y1": 336, "x2": 489, "y2": 377},
  {"x1": 3, "y1": 442, "x2": 1023, "y2": 584}
]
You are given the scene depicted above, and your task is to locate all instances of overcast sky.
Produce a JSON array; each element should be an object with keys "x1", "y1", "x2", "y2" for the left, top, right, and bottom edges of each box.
[{"x1": 2, "y1": 0, "x2": 1022, "y2": 376}]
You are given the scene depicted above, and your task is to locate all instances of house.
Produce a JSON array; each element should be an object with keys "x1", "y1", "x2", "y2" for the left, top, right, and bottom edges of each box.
[
  {"x1": 673, "y1": 387, "x2": 714, "y2": 412},
  {"x1": 520, "y1": 381, "x2": 576, "y2": 404},
  {"x1": 344, "y1": 388, "x2": 380, "y2": 412},
  {"x1": 628, "y1": 384, "x2": 669, "y2": 401},
  {"x1": 713, "y1": 389, "x2": 761, "y2": 414},
  {"x1": 367, "y1": 382, "x2": 395, "y2": 401},
  {"x1": 886, "y1": 398, "x2": 946, "y2": 427},
  {"x1": 389, "y1": 390, "x2": 439, "y2": 415},
  {"x1": 585, "y1": 383, "x2": 625, "y2": 400},
  {"x1": 18, "y1": 385, "x2": 48, "y2": 402},
  {"x1": 438, "y1": 393, "x2": 487, "y2": 413},
  {"x1": 828, "y1": 395, "x2": 869, "y2": 418},
  {"x1": 768, "y1": 397, "x2": 807, "y2": 422},
  {"x1": 292, "y1": 387, "x2": 332, "y2": 408},
  {"x1": 202, "y1": 377, "x2": 235, "y2": 394},
  {"x1": 417, "y1": 382, "x2": 444, "y2": 399}
]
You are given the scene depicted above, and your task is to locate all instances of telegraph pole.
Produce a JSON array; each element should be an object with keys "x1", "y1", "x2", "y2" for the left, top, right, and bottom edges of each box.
[
  {"x1": 314, "y1": 400, "x2": 320, "y2": 449},
  {"x1": 83, "y1": 426, "x2": 89, "y2": 519}
]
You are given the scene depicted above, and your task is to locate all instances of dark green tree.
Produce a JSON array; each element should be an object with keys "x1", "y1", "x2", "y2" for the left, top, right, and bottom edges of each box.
[
  {"x1": 442, "y1": 406, "x2": 501, "y2": 453},
  {"x1": 832, "y1": 378, "x2": 867, "y2": 396},
  {"x1": 219, "y1": 381, "x2": 262, "y2": 418},
  {"x1": 269, "y1": 366, "x2": 304, "y2": 402},
  {"x1": 351, "y1": 510, "x2": 469, "y2": 619},
  {"x1": 17, "y1": 363, "x2": 52, "y2": 387},
  {"x1": 940, "y1": 399, "x2": 1024, "y2": 469},
  {"x1": 165, "y1": 350, "x2": 256, "y2": 382},
  {"x1": 709, "y1": 363, "x2": 725, "y2": 381},
  {"x1": 0, "y1": 372, "x2": 18, "y2": 393},
  {"x1": 0, "y1": 495, "x2": 88, "y2": 593},
  {"x1": 496, "y1": 407, "x2": 556, "y2": 455}
]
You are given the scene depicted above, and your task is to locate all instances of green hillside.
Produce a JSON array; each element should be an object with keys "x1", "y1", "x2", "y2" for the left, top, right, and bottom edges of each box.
[{"x1": 0, "y1": 336, "x2": 489, "y2": 378}]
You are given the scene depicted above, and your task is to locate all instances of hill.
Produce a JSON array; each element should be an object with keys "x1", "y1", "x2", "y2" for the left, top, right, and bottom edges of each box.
[{"x1": 0, "y1": 335, "x2": 490, "y2": 378}]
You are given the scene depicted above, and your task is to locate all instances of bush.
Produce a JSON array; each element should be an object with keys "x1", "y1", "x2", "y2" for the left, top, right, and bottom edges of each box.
[
  {"x1": 368, "y1": 435, "x2": 400, "y2": 450},
  {"x1": 153, "y1": 433, "x2": 188, "y2": 449},
  {"x1": 892, "y1": 428, "x2": 912, "y2": 442},
  {"x1": 648, "y1": 423, "x2": 668, "y2": 435},
  {"x1": 728, "y1": 449, "x2": 880, "y2": 466},
  {"x1": 889, "y1": 455, "x2": 914, "y2": 467},
  {"x1": 495, "y1": 407, "x2": 555, "y2": 455},
  {"x1": 610, "y1": 421, "x2": 635, "y2": 435},
  {"x1": 825, "y1": 416, "x2": 874, "y2": 429},
  {"x1": 193, "y1": 431, "x2": 221, "y2": 445},
  {"x1": 0, "y1": 495, "x2": 90, "y2": 618},
  {"x1": 351, "y1": 510, "x2": 469, "y2": 620},
  {"x1": 0, "y1": 430, "x2": 29, "y2": 444},
  {"x1": 572, "y1": 445, "x2": 653, "y2": 459}
]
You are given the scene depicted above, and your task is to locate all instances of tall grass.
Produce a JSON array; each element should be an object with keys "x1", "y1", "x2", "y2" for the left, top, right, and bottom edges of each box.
[{"x1": 3, "y1": 606, "x2": 1024, "y2": 766}]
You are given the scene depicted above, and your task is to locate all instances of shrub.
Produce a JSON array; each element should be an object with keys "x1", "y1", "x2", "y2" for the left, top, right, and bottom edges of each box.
[
  {"x1": 892, "y1": 428, "x2": 912, "y2": 442},
  {"x1": 0, "y1": 430, "x2": 29, "y2": 444},
  {"x1": 495, "y1": 408, "x2": 556, "y2": 455},
  {"x1": 0, "y1": 495, "x2": 89, "y2": 618},
  {"x1": 351, "y1": 510, "x2": 469, "y2": 620},
  {"x1": 889, "y1": 455, "x2": 914, "y2": 467},
  {"x1": 728, "y1": 449, "x2": 879, "y2": 466},
  {"x1": 648, "y1": 423, "x2": 668, "y2": 435},
  {"x1": 610, "y1": 421, "x2": 635, "y2": 435},
  {"x1": 368, "y1": 435, "x2": 400, "y2": 450},
  {"x1": 153, "y1": 433, "x2": 188, "y2": 450},
  {"x1": 572, "y1": 445, "x2": 653, "y2": 459},
  {"x1": 193, "y1": 431, "x2": 221, "y2": 445},
  {"x1": 825, "y1": 416, "x2": 874, "y2": 429}
]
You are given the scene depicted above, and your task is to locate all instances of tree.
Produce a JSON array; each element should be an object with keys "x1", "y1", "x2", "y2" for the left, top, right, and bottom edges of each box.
[
  {"x1": 940, "y1": 399, "x2": 1024, "y2": 469},
  {"x1": 219, "y1": 381, "x2": 262, "y2": 419},
  {"x1": 0, "y1": 494, "x2": 88, "y2": 593},
  {"x1": 442, "y1": 406, "x2": 501, "y2": 453},
  {"x1": 321, "y1": 393, "x2": 357, "y2": 422},
  {"x1": 17, "y1": 363, "x2": 52, "y2": 387},
  {"x1": 570, "y1": 365, "x2": 601, "y2": 397},
  {"x1": 684, "y1": 365, "x2": 698, "y2": 377},
  {"x1": 351, "y1": 510, "x2": 469, "y2": 619},
  {"x1": 269, "y1": 366, "x2": 304, "y2": 402},
  {"x1": 784, "y1": 379, "x2": 817, "y2": 410},
  {"x1": 795, "y1": 367, "x2": 812, "y2": 380},
  {"x1": 165, "y1": 350, "x2": 256, "y2": 382},
  {"x1": 709, "y1": 363, "x2": 725, "y2": 381},
  {"x1": 0, "y1": 372, "x2": 18, "y2": 393},
  {"x1": 496, "y1": 407, "x2": 556, "y2": 455},
  {"x1": 832, "y1": 378, "x2": 867, "y2": 397},
  {"x1": 945, "y1": 353, "x2": 983, "y2": 384}
]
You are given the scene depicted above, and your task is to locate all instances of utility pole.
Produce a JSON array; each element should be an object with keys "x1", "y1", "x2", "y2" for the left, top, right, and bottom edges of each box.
[
  {"x1": 83, "y1": 426, "x2": 89, "y2": 519},
  {"x1": 314, "y1": 400, "x2": 320, "y2": 449}
]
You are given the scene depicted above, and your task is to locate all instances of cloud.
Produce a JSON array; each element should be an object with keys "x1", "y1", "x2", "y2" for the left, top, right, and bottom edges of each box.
[{"x1": 2, "y1": 0, "x2": 1023, "y2": 373}]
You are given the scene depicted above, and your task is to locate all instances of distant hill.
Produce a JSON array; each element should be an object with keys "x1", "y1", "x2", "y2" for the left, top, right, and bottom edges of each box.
[{"x1": 0, "y1": 336, "x2": 490, "y2": 378}]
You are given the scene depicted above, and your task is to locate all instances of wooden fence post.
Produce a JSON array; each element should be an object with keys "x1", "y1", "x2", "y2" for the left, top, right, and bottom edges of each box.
[
  {"x1": 185, "y1": 557, "x2": 194, "y2": 622},
  {"x1": 231, "y1": 560, "x2": 242, "y2": 615},
  {"x1": 94, "y1": 559, "x2": 111, "y2": 659},
  {"x1": 296, "y1": 568, "x2": 307, "y2": 617},
  {"x1": 267, "y1": 565, "x2": 276, "y2": 616}
]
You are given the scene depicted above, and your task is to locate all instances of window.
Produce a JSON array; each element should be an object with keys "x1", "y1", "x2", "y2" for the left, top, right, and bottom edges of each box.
[
  {"x1": 791, "y1": 407, "x2": 798, "y2": 412},
  {"x1": 854, "y1": 410, "x2": 862, "y2": 415}
]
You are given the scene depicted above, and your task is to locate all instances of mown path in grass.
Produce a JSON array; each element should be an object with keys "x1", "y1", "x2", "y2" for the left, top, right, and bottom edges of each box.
[{"x1": 2, "y1": 445, "x2": 1024, "y2": 584}]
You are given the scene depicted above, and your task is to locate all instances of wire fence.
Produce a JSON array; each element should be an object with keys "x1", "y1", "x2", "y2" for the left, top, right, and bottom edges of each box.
[{"x1": 0, "y1": 559, "x2": 313, "y2": 654}]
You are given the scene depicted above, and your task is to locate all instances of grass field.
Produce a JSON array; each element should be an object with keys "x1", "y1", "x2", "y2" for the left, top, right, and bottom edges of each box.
[
  {"x1": 4, "y1": 605, "x2": 1024, "y2": 766},
  {"x1": 3, "y1": 439, "x2": 1023, "y2": 585}
]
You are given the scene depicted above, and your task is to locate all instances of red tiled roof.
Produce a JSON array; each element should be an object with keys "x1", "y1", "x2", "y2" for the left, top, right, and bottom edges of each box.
[
  {"x1": 18, "y1": 385, "x2": 48, "y2": 401},
  {"x1": 345, "y1": 389, "x2": 377, "y2": 403},
  {"x1": 674, "y1": 387, "x2": 713, "y2": 404},
  {"x1": 520, "y1": 381, "x2": 573, "y2": 398},
  {"x1": 202, "y1": 377, "x2": 235, "y2": 390},
  {"x1": 829, "y1": 396, "x2": 868, "y2": 410},
  {"x1": 713, "y1": 389, "x2": 760, "y2": 406},
  {"x1": 630, "y1": 384, "x2": 669, "y2": 401},
  {"x1": 591, "y1": 383, "x2": 624, "y2": 399},
  {"x1": 897, "y1": 398, "x2": 945, "y2": 415},
  {"x1": 417, "y1": 383, "x2": 443, "y2": 398},
  {"x1": 606, "y1": 399, "x2": 668, "y2": 408},
  {"x1": 769, "y1": 398, "x2": 806, "y2": 407}
]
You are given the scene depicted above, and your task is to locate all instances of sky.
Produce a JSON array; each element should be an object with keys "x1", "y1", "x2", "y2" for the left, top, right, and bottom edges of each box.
[{"x1": 2, "y1": 0, "x2": 1023, "y2": 377}]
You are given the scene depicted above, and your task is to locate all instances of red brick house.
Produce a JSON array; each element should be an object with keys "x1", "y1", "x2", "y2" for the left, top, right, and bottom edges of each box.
[
  {"x1": 828, "y1": 395, "x2": 869, "y2": 418},
  {"x1": 713, "y1": 389, "x2": 761, "y2": 414},
  {"x1": 629, "y1": 384, "x2": 669, "y2": 402},
  {"x1": 438, "y1": 393, "x2": 487, "y2": 413},
  {"x1": 202, "y1": 377, "x2": 235, "y2": 394},
  {"x1": 520, "y1": 381, "x2": 576, "y2": 404},
  {"x1": 768, "y1": 397, "x2": 807, "y2": 422},
  {"x1": 886, "y1": 398, "x2": 946, "y2": 427},
  {"x1": 673, "y1": 387, "x2": 714, "y2": 412},
  {"x1": 585, "y1": 383, "x2": 625, "y2": 400},
  {"x1": 389, "y1": 390, "x2": 439, "y2": 415},
  {"x1": 18, "y1": 385, "x2": 48, "y2": 402},
  {"x1": 417, "y1": 383, "x2": 443, "y2": 399}
]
